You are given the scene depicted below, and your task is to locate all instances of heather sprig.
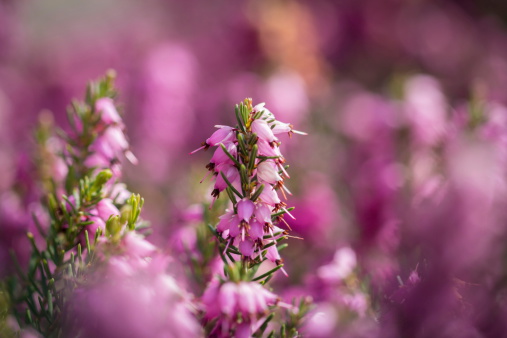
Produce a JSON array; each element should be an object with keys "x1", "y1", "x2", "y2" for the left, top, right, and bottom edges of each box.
[
  {"x1": 195, "y1": 98, "x2": 308, "y2": 336},
  {"x1": 7, "y1": 73, "x2": 147, "y2": 337}
]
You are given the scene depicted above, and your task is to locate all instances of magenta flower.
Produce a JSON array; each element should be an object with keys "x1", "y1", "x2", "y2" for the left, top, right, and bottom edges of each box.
[
  {"x1": 237, "y1": 198, "x2": 255, "y2": 223},
  {"x1": 95, "y1": 97, "x2": 122, "y2": 125},
  {"x1": 257, "y1": 160, "x2": 283, "y2": 184},
  {"x1": 94, "y1": 198, "x2": 120, "y2": 221},
  {"x1": 202, "y1": 279, "x2": 279, "y2": 336},
  {"x1": 251, "y1": 118, "x2": 278, "y2": 144},
  {"x1": 191, "y1": 125, "x2": 235, "y2": 154}
]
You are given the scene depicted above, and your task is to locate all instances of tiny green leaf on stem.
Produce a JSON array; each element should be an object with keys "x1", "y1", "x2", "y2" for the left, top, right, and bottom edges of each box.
[
  {"x1": 280, "y1": 324, "x2": 287, "y2": 338},
  {"x1": 220, "y1": 171, "x2": 243, "y2": 198},
  {"x1": 271, "y1": 207, "x2": 295, "y2": 218},
  {"x1": 207, "y1": 223, "x2": 218, "y2": 236},
  {"x1": 250, "y1": 184, "x2": 264, "y2": 202},
  {"x1": 249, "y1": 133, "x2": 258, "y2": 146},
  {"x1": 225, "y1": 187, "x2": 238, "y2": 205},
  {"x1": 31, "y1": 213, "x2": 47, "y2": 238},
  {"x1": 235, "y1": 105, "x2": 246, "y2": 133},
  {"x1": 25, "y1": 309, "x2": 33, "y2": 325},
  {"x1": 237, "y1": 133, "x2": 247, "y2": 156},
  {"x1": 248, "y1": 144, "x2": 258, "y2": 172},
  {"x1": 27, "y1": 233, "x2": 41, "y2": 257},
  {"x1": 262, "y1": 237, "x2": 287, "y2": 250},
  {"x1": 47, "y1": 290, "x2": 53, "y2": 317},
  {"x1": 42, "y1": 259, "x2": 52, "y2": 279},
  {"x1": 239, "y1": 164, "x2": 249, "y2": 196},
  {"x1": 220, "y1": 143, "x2": 242, "y2": 168},
  {"x1": 252, "y1": 264, "x2": 285, "y2": 281},
  {"x1": 263, "y1": 231, "x2": 284, "y2": 239},
  {"x1": 253, "y1": 109, "x2": 265, "y2": 121},
  {"x1": 277, "y1": 243, "x2": 289, "y2": 252},
  {"x1": 85, "y1": 230, "x2": 91, "y2": 255},
  {"x1": 77, "y1": 243, "x2": 82, "y2": 262},
  {"x1": 253, "y1": 313, "x2": 274, "y2": 337}
]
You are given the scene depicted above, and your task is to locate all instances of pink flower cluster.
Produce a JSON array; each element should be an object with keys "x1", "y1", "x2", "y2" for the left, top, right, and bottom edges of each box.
[
  {"x1": 202, "y1": 279, "x2": 279, "y2": 337},
  {"x1": 85, "y1": 98, "x2": 137, "y2": 177},
  {"x1": 65, "y1": 232, "x2": 202, "y2": 338},
  {"x1": 194, "y1": 99, "x2": 305, "y2": 261}
]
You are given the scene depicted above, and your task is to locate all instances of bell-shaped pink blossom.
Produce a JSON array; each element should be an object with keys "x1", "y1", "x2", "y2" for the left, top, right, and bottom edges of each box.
[
  {"x1": 248, "y1": 219, "x2": 264, "y2": 240},
  {"x1": 218, "y1": 282, "x2": 237, "y2": 317},
  {"x1": 257, "y1": 138, "x2": 281, "y2": 157},
  {"x1": 89, "y1": 126, "x2": 133, "y2": 165},
  {"x1": 237, "y1": 199, "x2": 255, "y2": 222},
  {"x1": 257, "y1": 161, "x2": 282, "y2": 184},
  {"x1": 238, "y1": 238, "x2": 255, "y2": 257},
  {"x1": 202, "y1": 280, "x2": 278, "y2": 320},
  {"x1": 122, "y1": 232, "x2": 157, "y2": 258},
  {"x1": 213, "y1": 165, "x2": 240, "y2": 193},
  {"x1": 217, "y1": 210, "x2": 235, "y2": 233},
  {"x1": 227, "y1": 215, "x2": 241, "y2": 238},
  {"x1": 251, "y1": 119, "x2": 277, "y2": 143},
  {"x1": 255, "y1": 203, "x2": 272, "y2": 224},
  {"x1": 95, "y1": 97, "x2": 122, "y2": 125},
  {"x1": 191, "y1": 125, "x2": 235, "y2": 154},
  {"x1": 259, "y1": 185, "x2": 281, "y2": 206},
  {"x1": 207, "y1": 125, "x2": 235, "y2": 146},
  {"x1": 95, "y1": 198, "x2": 120, "y2": 221},
  {"x1": 317, "y1": 247, "x2": 357, "y2": 283},
  {"x1": 209, "y1": 142, "x2": 237, "y2": 168}
]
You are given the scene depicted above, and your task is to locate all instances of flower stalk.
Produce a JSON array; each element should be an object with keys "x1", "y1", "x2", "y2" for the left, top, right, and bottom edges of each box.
[{"x1": 195, "y1": 98, "x2": 308, "y2": 336}]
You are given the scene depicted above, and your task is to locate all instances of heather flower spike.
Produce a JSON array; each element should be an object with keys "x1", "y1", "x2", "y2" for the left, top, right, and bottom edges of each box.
[
  {"x1": 198, "y1": 98, "x2": 305, "y2": 336},
  {"x1": 6, "y1": 73, "x2": 172, "y2": 337}
]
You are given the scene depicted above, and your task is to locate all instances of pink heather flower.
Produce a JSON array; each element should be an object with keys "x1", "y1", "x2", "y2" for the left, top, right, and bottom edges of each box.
[
  {"x1": 257, "y1": 161, "x2": 283, "y2": 185},
  {"x1": 108, "y1": 183, "x2": 131, "y2": 204},
  {"x1": 203, "y1": 280, "x2": 278, "y2": 320},
  {"x1": 255, "y1": 203, "x2": 272, "y2": 225},
  {"x1": 251, "y1": 119, "x2": 277, "y2": 143},
  {"x1": 121, "y1": 232, "x2": 157, "y2": 258},
  {"x1": 217, "y1": 210, "x2": 236, "y2": 233},
  {"x1": 208, "y1": 142, "x2": 237, "y2": 170},
  {"x1": 257, "y1": 137, "x2": 282, "y2": 157},
  {"x1": 52, "y1": 156, "x2": 68, "y2": 182},
  {"x1": 95, "y1": 198, "x2": 120, "y2": 221},
  {"x1": 191, "y1": 125, "x2": 235, "y2": 153},
  {"x1": 408, "y1": 269, "x2": 421, "y2": 285},
  {"x1": 237, "y1": 199, "x2": 255, "y2": 223},
  {"x1": 92, "y1": 126, "x2": 129, "y2": 159},
  {"x1": 215, "y1": 164, "x2": 240, "y2": 186},
  {"x1": 252, "y1": 102, "x2": 307, "y2": 137},
  {"x1": 95, "y1": 97, "x2": 122, "y2": 125},
  {"x1": 269, "y1": 120, "x2": 307, "y2": 137},
  {"x1": 85, "y1": 215, "x2": 106, "y2": 238},
  {"x1": 83, "y1": 152, "x2": 110, "y2": 169},
  {"x1": 342, "y1": 293, "x2": 368, "y2": 317},
  {"x1": 303, "y1": 303, "x2": 338, "y2": 337},
  {"x1": 238, "y1": 238, "x2": 255, "y2": 256},
  {"x1": 65, "y1": 252, "x2": 201, "y2": 337},
  {"x1": 264, "y1": 242, "x2": 282, "y2": 264},
  {"x1": 248, "y1": 218, "x2": 264, "y2": 240},
  {"x1": 318, "y1": 247, "x2": 357, "y2": 283},
  {"x1": 213, "y1": 164, "x2": 240, "y2": 197},
  {"x1": 227, "y1": 216, "x2": 241, "y2": 238},
  {"x1": 208, "y1": 126, "x2": 235, "y2": 145},
  {"x1": 259, "y1": 185, "x2": 281, "y2": 207},
  {"x1": 404, "y1": 75, "x2": 447, "y2": 146}
]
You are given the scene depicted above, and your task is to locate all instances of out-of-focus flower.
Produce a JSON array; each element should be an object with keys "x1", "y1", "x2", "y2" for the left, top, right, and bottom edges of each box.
[
  {"x1": 202, "y1": 279, "x2": 279, "y2": 337},
  {"x1": 65, "y1": 254, "x2": 201, "y2": 338},
  {"x1": 318, "y1": 247, "x2": 357, "y2": 283},
  {"x1": 96, "y1": 97, "x2": 122, "y2": 125}
]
